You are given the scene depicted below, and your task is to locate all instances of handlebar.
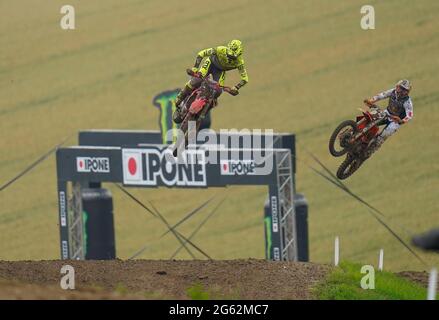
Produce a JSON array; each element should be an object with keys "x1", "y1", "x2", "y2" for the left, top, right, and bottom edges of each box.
[
  {"x1": 362, "y1": 100, "x2": 402, "y2": 122},
  {"x1": 363, "y1": 101, "x2": 381, "y2": 111},
  {"x1": 360, "y1": 103, "x2": 400, "y2": 123},
  {"x1": 363, "y1": 99, "x2": 377, "y2": 108},
  {"x1": 186, "y1": 69, "x2": 236, "y2": 95},
  {"x1": 186, "y1": 68, "x2": 201, "y2": 78}
]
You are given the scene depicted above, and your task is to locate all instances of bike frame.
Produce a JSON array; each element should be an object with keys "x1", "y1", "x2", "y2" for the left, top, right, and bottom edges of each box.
[
  {"x1": 185, "y1": 85, "x2": 215, "y2": 116},
  {"x1": 185, "y1": 75, "x2": 224, "y2": 116},
  {"x1": 354, "y1": 109, "x2": 383, "y2": 143}
]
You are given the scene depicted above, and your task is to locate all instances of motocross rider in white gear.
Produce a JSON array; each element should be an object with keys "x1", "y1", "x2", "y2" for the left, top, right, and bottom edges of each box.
[{"x1": 363, "y1": 79, "x2": 413, "y2": 154}]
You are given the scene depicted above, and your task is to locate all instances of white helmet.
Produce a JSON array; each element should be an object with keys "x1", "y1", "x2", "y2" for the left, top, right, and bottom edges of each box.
[
  {"x1": 396, "y1": 79, "x2": 411, "y2": 91},
  {"x1": 395, "y1": 79, "x2": 411, "y2": 97}
]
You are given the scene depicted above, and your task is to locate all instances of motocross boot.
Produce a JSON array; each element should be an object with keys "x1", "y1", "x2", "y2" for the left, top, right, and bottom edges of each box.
[
  {"x1": 173, "y1": 84, "x2": 192, "y2": 124},
  {"x1": 175, "y1": 84, "x2": 192, "y2": 109}
]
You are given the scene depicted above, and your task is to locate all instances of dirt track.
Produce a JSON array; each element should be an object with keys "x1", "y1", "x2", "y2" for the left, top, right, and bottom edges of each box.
[{"x1": 0, "y1": 259, "x2": 330, "y2": 300}]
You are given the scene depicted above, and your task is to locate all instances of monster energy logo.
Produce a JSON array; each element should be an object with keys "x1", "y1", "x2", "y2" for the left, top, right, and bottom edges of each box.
[{"x1": 152, "y1": 89, "x2": 180, "y2": 143}]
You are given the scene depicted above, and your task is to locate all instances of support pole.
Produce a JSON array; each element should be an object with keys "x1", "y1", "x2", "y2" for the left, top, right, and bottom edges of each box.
[
  {"x1": 378, "y1": 249, "x2": 384, "y2": 271},
  {"x1": 427, "y1": 268, "x2": 437, "y2": 300},
  {"x1": 334, "y1": 236, "x2": 340, "y2": 266}
]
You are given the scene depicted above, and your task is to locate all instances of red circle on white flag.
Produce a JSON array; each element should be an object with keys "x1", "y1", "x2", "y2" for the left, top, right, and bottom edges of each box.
[{"x1": 128, "y1": 157, "x2": 137, "y2": 175}]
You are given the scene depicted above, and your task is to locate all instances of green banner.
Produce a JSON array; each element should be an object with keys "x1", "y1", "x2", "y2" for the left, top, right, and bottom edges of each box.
[{"x1": 264, "y1": 216, "x2": 272, "y2": 260}]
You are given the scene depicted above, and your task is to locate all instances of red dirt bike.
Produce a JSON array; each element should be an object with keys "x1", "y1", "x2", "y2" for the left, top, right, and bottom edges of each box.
[
  {"x1": 172, "y1": 69, "x2": 235, "y2": 156},
  {"x1": 328, "y1": 105, "x2": 387, "y2": 179}
]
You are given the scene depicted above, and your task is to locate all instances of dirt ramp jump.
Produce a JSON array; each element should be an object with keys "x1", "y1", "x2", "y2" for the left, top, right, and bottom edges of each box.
[{"x1": 0, "y1": 259, "x2": 329, "y2": 299}]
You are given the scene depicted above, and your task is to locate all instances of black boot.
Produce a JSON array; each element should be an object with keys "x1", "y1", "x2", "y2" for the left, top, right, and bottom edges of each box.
[
  {"x1": 173, "y1": 106, "x2": 184, "y2": 124},
  {"x1": 173, "y1": 85, "x2": 192, "y2": 124},
  {"x1": 175, "y1": 84, "x2": 192, "y2": 108}
]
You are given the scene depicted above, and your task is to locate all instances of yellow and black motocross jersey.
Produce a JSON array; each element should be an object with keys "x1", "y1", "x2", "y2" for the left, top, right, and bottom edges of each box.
[{"x1": 195, "y1": 46, "x2": 249, "y2": 86}]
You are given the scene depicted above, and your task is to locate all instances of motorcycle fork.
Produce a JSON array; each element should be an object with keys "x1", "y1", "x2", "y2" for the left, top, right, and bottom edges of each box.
[{"x1": 199, "y1": 99, "x2": 212, "y2": 118}]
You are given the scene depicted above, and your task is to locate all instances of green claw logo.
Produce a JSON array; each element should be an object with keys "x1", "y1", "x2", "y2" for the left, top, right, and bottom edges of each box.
[
  {"x1": 264, "y1": 216, "x2": 272, "y2": 260},
  {"x1": 152, "y1": 89, "x2": 180, "y2": 144}
]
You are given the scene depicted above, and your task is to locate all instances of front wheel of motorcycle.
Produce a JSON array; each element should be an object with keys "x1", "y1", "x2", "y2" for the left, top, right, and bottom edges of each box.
[
  {"x1": 336, "y1": 155, "x2": 364, "y2": 180},
  {"x1": 329, "y1": 120, "x2": 358, "y2": 157}
]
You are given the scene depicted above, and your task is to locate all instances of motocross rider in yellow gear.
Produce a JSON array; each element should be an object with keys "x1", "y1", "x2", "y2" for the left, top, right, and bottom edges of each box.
[{"x1": 173, "y1": 40, "x2": 249, "y2": 123}]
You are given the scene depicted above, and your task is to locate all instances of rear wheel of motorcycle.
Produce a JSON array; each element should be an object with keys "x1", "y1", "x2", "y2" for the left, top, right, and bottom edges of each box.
[
  {"x1": 329, "y1": 120, "x2": 358, "y2": 157},
  {"x1": 336, "y1": 155, "x2": 364, "y2": 180},
  {"x1": 173, "y1": 113, "x2": 196, "y2": 157}
]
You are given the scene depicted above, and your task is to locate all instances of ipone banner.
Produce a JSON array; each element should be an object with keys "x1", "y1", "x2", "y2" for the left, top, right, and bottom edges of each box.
[{"x1": 56, "y1": 144, "x2": 295, "y2": 261}]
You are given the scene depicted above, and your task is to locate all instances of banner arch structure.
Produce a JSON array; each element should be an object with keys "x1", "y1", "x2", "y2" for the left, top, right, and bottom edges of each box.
[{"x1": 56, "y1": 130, "x2": 297, "y2": 261}]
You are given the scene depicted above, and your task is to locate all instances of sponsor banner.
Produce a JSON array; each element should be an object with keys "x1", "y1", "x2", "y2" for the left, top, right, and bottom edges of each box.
[
  {"x1": 76, "y1": 157, "x2": 110, "y2": 173},
  {"x1": 122, "y1": 148, "x2": 207, "y2": 187},
  {"x1": 271, "y1": 196, "x2": 279, "y2": 233},
  {"x1": 220, "y1": 160, "x2": 256, "y2": 176},
  {"x1": 59, "y1": 191, "x2": 66, "y2": 227},
  {"x1": 62, "y1": 241, "x2": 69, "y2": 259},
  {"x1": 273, "y1": 247, "x2": 280, "y2": 261}
]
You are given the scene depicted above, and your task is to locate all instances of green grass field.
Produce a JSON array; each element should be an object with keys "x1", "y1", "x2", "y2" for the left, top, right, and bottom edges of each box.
[
  {"x1": 314, "y1": 261, "x2": 430, "y2": 300},
  {"x1": 1, "y1": 0, "x2": 438, "y2": 271}
]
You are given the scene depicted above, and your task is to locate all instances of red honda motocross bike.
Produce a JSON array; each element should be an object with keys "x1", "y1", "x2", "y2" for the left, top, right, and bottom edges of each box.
[
  {"x1": 328, "y1": 105, "x2": 387, "y2": 179},
  {"x1": 172, "y1": 69, "x2": 235, "y2": 157}
]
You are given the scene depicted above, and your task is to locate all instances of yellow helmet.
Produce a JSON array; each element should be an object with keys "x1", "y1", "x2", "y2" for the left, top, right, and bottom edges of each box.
[{"x1": 227, "y1": 39, "x2": 243, "y2": 58}]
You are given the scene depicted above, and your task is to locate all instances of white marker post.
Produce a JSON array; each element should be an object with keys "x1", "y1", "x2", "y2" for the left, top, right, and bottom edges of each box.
[
  {"x1": 427, "y1": 268, "x2": 437, "y2": 300},
  {"x1": 334, "y1": 236, "x2": 340, "y2": 266},
  {"x1": 378, "y1": 249, "x2": 384, "y2": 271}
]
